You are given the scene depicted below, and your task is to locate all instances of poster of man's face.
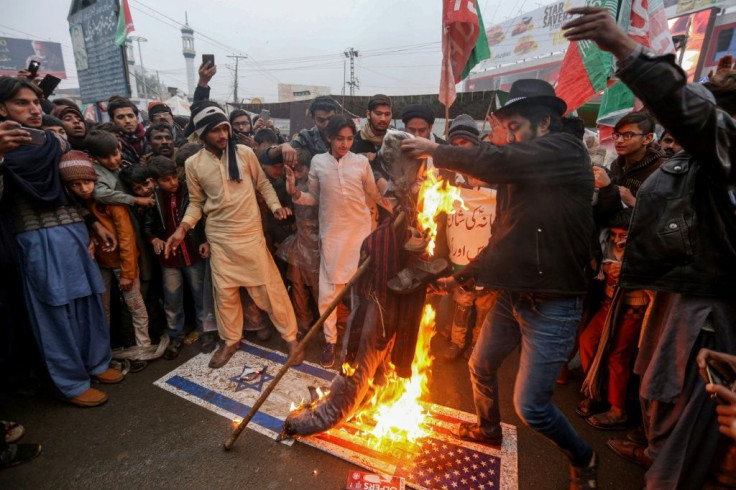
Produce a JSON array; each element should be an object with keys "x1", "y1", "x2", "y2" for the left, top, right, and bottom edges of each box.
[
  {"x1": 0, "y1": 36, "x2": 67, "y2": 78},
  {"x1": 70, "y1": 24, "x2": 88, "y2": 71}
]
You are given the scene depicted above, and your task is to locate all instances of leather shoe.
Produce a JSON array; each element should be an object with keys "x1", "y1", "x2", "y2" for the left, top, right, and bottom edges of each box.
[
  {"x1": 67, "y1": 388, "x2": 108, "y2": 407},
  {"x1": 606, "y1": 438, "x2": 652, "y2": 469},
  {"x1": 287, "y1": 340, "x2": 305, "y2": 366},
  {"x1": 200, "y1": 332, "x2": 218, "y2": 354},
  {"x1": 93, "y1": 368, "x2": 124, "y2": 384},
  {"x1": 208, "y1": 341, "x2": 239, "y2": 369}
]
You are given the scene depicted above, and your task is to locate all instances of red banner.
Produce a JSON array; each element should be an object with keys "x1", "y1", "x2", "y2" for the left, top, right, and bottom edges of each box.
[{"x1": 440, "y1": 0, "x2": 482, "y2": 107}]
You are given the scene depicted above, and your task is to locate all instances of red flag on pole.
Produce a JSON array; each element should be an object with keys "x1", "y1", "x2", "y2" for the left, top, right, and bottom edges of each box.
[
  {"x1": 439, "y1": 0, "x2": 489, "y2": 107},
  {"x1": 114, "y1": 0, "x2": 135, "y2": 46}
]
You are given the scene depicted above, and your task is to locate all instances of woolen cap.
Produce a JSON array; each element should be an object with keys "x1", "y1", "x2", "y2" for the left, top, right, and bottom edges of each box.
[
  {"x1": 51, "y1": 104, "x2": 84, "y2": 122},
  {"x1": 148, "y1": 102, "x2": 172, "y2": 117},
  {"x1": 59, "y1": 150, "x2": 98, "y2": 183},
  {"x1": 448, "y1": 114, "x2": 480, "y2": 145}
]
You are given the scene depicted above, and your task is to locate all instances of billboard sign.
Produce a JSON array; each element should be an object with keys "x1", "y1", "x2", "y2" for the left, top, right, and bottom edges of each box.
[
  {"x1": 0, "y1": 37, "x2": 66, "y2": 78},
  {"x1": 476, "y1": 0, "x2": 586, "y2": 69},
  {"x1": 68, "y1": 0, "x2": 130, "y2": 103}
]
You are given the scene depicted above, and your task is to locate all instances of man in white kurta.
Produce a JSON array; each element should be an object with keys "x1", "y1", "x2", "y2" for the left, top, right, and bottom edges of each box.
[
  {"x1": 167, "y1": 103, "x2": 300, "y2": 368},
  {"x1": 292, "y1": 151, "x2": 384, "y2": 364}
]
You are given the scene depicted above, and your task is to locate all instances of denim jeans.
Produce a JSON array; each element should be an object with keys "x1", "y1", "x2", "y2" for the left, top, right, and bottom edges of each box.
[
  {"x1": 469, "y1": 290, "x2": 592, "y2": 467},
  {"x1": 162, "y1": 261, "x2": 206, "y2": 339}
]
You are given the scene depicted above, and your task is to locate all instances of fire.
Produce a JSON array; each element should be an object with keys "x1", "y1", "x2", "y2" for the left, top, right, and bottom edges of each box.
[
  {"x1": 416, "y1": 169, "x2": 464, "y2": 255},
  {"x1": 350, "y1": 304, "x2": 437, "y2": 448}
]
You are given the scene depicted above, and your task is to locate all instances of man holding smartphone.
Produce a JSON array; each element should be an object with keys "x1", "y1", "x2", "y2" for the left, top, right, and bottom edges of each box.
[
  {"x1": 0, "y1": 75, "x2": 122, "y2": 407},
  {"x1": 564, "y1": 7, "x2": 736, "y2": 489}
]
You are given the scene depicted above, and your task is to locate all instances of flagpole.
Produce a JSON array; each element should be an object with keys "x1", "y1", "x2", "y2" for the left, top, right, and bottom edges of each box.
[{"x1": 444, "y1": 104, "x2": 450, "y2": 141}]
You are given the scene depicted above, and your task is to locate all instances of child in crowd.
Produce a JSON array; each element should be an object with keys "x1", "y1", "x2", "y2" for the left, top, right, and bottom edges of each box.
[
  {"x1": 577, "y1": 208, "x2": 648, "y2": 429},
  {"x1": 41, "y1": 114, "x2": 67, "y2": 140},
  {"x1": 85, "y1": 129, "x2": 154, "y2": 208},
  {"x1": 277, "y1": 161, "x2": 320, "y2": 338},
  {"x1": 60, "y1": 151, "x2": 151, "y2": 348},
  {"x1": 442, "y1": 115, "x2": 497, "y2": 361},
  {"x1": 144, "y1": 156, "x2": 215, "y2": 359},
  {"x1": 120, "y1": 165, "x2": 167, "y2": 340}
]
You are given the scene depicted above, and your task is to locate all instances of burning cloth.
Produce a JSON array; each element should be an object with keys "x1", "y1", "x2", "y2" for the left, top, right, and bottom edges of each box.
[{"x1": 281, "y1": 214, "x2": 427, "y2": 437}]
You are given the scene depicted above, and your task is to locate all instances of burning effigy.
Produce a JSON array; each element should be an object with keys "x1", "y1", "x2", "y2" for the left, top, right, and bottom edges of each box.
[{"x1": 280, "y1": 130, "x2": 462, "y2": 442}]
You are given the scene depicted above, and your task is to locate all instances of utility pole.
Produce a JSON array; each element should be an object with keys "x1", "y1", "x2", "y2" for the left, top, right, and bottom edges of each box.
[
  {"x1": 129, "y1": 36, "x2": 148, "y2": 103},
  {"x1": 344, "y1": 48, "x2": 359, "y2": 96},
  {"x1": 227, "y1": 55, "x2": 248, "y2": 105}
]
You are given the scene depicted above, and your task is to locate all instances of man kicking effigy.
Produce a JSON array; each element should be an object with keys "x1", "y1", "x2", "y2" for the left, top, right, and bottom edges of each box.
[{"x1": 402, "y1": 79, "x2": 597, "y2": 488}]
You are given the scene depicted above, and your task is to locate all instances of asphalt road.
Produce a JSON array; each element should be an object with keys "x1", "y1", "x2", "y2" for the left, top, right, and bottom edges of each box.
[{"x1": 1, "y1": 331, "x2": 645, "y2": 489}]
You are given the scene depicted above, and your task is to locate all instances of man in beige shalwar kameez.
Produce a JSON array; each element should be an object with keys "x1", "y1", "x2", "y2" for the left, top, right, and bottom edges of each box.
[{"x1": 166, "y1": 102, "x2": 302, "y2": 368}]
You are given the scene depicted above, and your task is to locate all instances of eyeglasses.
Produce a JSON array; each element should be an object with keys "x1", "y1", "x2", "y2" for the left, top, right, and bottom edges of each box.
[{"x1": 612, "y1": 131, "x2": 647, "y2": 141}]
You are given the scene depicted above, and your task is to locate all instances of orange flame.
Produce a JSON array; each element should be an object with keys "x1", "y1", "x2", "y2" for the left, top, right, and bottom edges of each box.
[
  {"x1": 348, "y1": 304, "x2": 436, "y2": 449},
  {"x1": 416, "y1": 169, "x2": 464, "y2": 256}
]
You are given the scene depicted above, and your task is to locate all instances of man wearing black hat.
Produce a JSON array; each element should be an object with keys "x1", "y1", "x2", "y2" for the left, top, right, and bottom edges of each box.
[
  {"x1": 403, "y1": 79, "x2": 597, "y2": 488},
  {"x1": 401, "y1": 103, "x2": 445, "y2": 142},
  {"x1": 165, "y1": 101, "x2": 303, "y2": 369}
]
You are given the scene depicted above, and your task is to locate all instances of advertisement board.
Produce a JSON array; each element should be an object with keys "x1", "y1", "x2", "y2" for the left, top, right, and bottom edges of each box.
[
  {"x1": 476, "y1": 0, "x2": 586, "y2": 69},
  {"x1": 0, "y1": 37, "x2": 66, "y2": 78},
  {"x1": 669, "y1": 8, "x2": 714, "y2": 81},
  {"x1": 68, "y1": 0, "x2": 130, "y2": 103}
]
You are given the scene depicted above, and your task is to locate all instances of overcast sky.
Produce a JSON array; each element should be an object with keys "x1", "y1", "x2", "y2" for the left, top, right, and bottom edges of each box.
[{"x1": 3, "y1": 0, "x2": 533, "y2": 103}]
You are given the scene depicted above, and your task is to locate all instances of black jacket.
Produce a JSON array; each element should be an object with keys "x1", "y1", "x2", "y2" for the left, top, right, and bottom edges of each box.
[
  {"x1": 143, "y1": 181, "x2": 206, "y2": 266},
  {"x1": 617, "y1": 48, "x2": 736, "y2": 296},
  {"x1": 433, "y1": 131, "x2": 595, "y2": 294}
]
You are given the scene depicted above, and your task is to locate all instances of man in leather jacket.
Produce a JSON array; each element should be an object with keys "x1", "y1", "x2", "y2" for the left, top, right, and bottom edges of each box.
[{"x1": 565, "y1": 8, "x2": 736, "y2": 489}]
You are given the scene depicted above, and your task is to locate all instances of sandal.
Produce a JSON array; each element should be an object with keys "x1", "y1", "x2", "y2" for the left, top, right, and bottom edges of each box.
[
  {"x1": 576, "y1": 398, "x2": 609, "y2": 418},
  {"x1": 607, "y1": 438, "x2": 652, "y2": 468},
  {"x1": 586, "y1": 411, "x2": 628, "y2": 430},
  {"x1": 451, "y1": 422, "x2": 503, "y2": 446},
  {"x1": 3, "y1": 421, "x2": 25, "y2": 443}
]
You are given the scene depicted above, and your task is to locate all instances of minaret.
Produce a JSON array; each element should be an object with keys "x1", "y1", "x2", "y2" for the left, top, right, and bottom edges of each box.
[
  {"x1": 181, "y1": 12, "x2": 196, "y2": 96},
  {"x1": 125, "y1": 39, "x2": 139, "y2": 99}
]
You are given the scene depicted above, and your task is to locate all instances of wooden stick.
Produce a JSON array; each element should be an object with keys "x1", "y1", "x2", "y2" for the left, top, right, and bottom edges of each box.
[{"x1": 223, "y1": 212, "x2": 405, "y2": 450}]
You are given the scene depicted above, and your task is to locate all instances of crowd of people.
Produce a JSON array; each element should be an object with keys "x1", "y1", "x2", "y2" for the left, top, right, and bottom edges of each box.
[{"x1": 0, "y1": 7, "x2": 734, "y2": 489}]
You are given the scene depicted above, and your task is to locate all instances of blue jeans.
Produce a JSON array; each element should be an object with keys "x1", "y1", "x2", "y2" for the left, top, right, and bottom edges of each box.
[
  {"x1": 162, "y1": 261, "x2": 206, "y2": 339},
  {"x1": 469, "y1": 290, "x2": 592, "y2": 467}
]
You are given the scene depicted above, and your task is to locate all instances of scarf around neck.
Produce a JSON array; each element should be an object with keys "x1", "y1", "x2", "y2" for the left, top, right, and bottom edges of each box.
[
  {"x1": 4, "y1": 130, "x2": 68, "y2": 206},
  {"x1": 360, "y1": 123, "x2": 385, "y2": 147}
]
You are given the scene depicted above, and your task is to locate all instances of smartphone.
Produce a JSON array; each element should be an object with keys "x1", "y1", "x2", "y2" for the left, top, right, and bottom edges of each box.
[
  {"x1": 202, "y1": 54, "x2": 215, "y2": 67},
  {"x1": 21, "y1": 127, "x2": 46, "y2": 146},
  {"x1": 27, "y1": 60, "x2": 40, "y2": 77},
  {"x1": 706, "y1": 358, "x2": 736, "y2": 402},
  {"x1": 260, "y1": 109, "x2": 271, "y2": 122},
  {"x1": 38, "y1": 74, "x2": 61, "y2": 98}
]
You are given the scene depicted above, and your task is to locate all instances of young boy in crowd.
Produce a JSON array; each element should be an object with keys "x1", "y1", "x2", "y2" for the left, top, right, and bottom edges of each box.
[
  {"x1": 144, "y1": 156, "x2": 214, "y2": 359},
  {"x1": 120, "y1": 165, "x2": 167, "y2": 341},
  {"x1": 442, "y1": 115, "x2": 497, "y2": 361},
  {"x1": 577, "y1": 208, "x2": 648, "y2": 429},
  {"x1": 85, "y1": 129, "x2": 154, "y2": 208},
  {"x1": 60, "y1": 151, "x2": 151, "y2": 348},
  {"x1": 41, "y1": 114, "x2": 67, "y2": 140},
  {"x1": 277, "y1": 160, "x2": 320, "y2": 338}
]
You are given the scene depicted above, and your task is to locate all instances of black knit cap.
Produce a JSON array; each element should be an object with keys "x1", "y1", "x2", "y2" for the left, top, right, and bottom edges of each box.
[{"x1": 401, "y1": 104, "x2": 435, "y2": 125}]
